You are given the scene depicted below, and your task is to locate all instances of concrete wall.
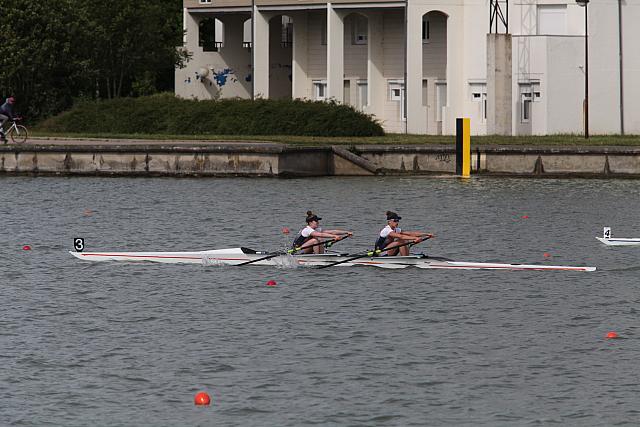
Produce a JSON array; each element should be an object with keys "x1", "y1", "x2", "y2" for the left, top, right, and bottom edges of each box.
[{"x1": 5, "y1": 144, "x2": 640, "y2": 178}]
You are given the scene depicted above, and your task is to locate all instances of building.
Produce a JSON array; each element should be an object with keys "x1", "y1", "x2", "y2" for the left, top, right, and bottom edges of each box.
[{"x1": 176, "y1": 0, "x2": 640, "y2": 136}]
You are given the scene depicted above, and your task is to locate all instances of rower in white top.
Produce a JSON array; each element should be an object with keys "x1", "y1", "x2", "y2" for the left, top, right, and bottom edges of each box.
[
  {"x1": 293, "y1": 211, "x2": 353, "y2": 254},
  {"x1": 375, "y1": 211, "x2": 434, "y2": 256}
]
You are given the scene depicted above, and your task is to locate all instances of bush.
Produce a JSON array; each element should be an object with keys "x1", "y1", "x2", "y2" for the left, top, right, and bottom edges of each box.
[{"x1": 37, "y1": 93, "x2": 385, "y2": 137}]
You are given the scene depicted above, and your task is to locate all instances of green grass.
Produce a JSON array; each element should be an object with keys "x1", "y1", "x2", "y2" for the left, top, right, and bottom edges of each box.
[{"x1": 29, "y1": 131, "x2": 640, "y2": 147}]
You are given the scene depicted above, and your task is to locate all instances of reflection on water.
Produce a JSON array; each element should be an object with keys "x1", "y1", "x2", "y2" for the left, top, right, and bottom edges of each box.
[{"x1": 1, "y1": 176, "x2": 639, "y2": 426}]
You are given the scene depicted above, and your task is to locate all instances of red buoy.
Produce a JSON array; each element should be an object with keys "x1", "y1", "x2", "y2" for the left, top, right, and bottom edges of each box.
[
  {"x1": 266, "y1": 280, "x2": 277, "y2": 287},
  {"x1": 521, "y1": 215, "x2": 529, "y2": 219},
  {"x1": 543, "y1": 253, "x2": 551, "y2": 258},
  {"x1": 194, "y1": 392, "x2": 211, "y2": 406},
  {"x1": 606, "y1": 331, "x2": 619, "y2": 339},
  {"x1": 282, "y1": 227, "x2": 290, "y2": 234},
  {"x1": 22, "y1": 245, "x2": 31, "y2": 251}
]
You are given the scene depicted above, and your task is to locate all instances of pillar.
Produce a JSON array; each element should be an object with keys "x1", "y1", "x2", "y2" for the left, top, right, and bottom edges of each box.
[
  {"x1": 366, "y1": 12, "x2": 385, "y2": 119},
  {"x1": 327, "y1": 4, "x2": 344, "y2": 102},
  {"x1": 292, "y1": 12, "x2": 310, "y2": 99},
  {"x1": 487, "y1": 34, "x2": 512, "y2": 135},
  {"x1": 253, "y1": 8, "x2": 270, "y2": 98}
]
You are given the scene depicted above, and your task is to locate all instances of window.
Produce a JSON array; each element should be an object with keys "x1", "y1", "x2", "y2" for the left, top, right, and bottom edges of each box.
[
  {"x1": 422, "y1": 17, "x2": 430, "y2": 43},
  {"x1": 352, "y1": 15, "x2": 367, "y2": 45},
  {"x1": 389, "y1": 80, "x2": 405, "y2": 120},
  {"x1": 243, "y1": 19, "x2": 252, "y2": 49},
  {"x1": 519, "y1": 82, "x2": 541, "y2": 123},
  {"x1": 435, "y1": 82, "x2": 447, "y2": 122},
  {"x1": 469, "y1": 83, "x2": 487, "y2": 123},
  {"x1": 281, "y1": 16, "x2": 293, "y2": 47},
  {"x1": 199, "y1": 0, "x2": 212, "y2": 3},
  {"x1": 537, "y1": 5, "x2": 567, "y2": 35},
  {"x1": 199, "y1": 18, "x2": 224, "y2": 51},
  {"x1": 313, "y1": 81, "x2": 327, "y2": 101},
  {"x1": 357, "y1": 80, "x2": 368, "y2": 109}
]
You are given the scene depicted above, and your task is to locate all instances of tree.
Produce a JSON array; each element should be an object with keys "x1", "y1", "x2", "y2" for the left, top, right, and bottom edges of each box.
[
  {"x1": 0, "y1": 0, "x2": 188, "y2": 119},
  {"x1": 79, "y1": 0, "x2": 188, "y2": 99},
  {"x1": 0, "y1": 0, "x2": 86, "y2": 118}
]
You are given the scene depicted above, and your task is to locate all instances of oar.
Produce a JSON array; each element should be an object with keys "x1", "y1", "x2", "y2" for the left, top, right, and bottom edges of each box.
[
  {"x1": 236, "y1": 234, "x2": 351, "y2": 266},
  {"x1": 317, "y1": 235, "x2": 433, "y2": 269}
]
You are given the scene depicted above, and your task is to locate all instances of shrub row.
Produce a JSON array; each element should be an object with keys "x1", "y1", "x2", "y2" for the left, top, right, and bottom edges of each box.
[{"x1": 38, "y1": 93, "x2": 385, "y2": 137}]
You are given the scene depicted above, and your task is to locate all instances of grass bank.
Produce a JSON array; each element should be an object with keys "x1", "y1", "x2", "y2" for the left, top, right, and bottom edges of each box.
[
  {"x1": 36, "y1": 93, "x2": 384, "y2": 137},
  {"x1": 29, "y1": 131, "x2": 640, "y2": 147}
]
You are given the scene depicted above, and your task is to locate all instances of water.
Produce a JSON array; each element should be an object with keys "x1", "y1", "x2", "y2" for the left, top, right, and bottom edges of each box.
[{"x1": 1, "y1": 176, "x2": 639, "y2": 426}]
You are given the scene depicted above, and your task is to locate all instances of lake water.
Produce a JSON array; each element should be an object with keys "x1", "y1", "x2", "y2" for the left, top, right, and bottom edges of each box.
[{"x1": 1, "y1": 176, "x2": 639, "y2": 426}]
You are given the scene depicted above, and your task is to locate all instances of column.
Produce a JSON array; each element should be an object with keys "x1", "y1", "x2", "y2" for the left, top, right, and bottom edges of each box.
[
  {"x1": 184, "y1": 9, "x2": 199, "y2": 52},
  {"x1": 366, "y1": 11, "x2": 384, "y2": 119},
  {"x1": 253, "y1": 8, "x2": 270, "y2": 98},
  {"x1": 327, "y1": 4, "x2": 344, "y2": 102},
  {"x1": 292, "y1": 12, "x2": 310, "y2": 99},
  {"x1": 445, "y1": 12, "x2": 465, "y2": 135},
  {"x1": 406, "y1": 4, "x2": 425, "y2": 133},
  {"x1": 487, "y1": 34, "x2": 512, "y2": 135}
]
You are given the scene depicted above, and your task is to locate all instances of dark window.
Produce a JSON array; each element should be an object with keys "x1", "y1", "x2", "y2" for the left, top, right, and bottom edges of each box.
[{"x1": 199, "y1": 18, "x2": 222, "y2": 52}]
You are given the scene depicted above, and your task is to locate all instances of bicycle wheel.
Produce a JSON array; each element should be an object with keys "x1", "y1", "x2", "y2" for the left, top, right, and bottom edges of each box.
[{"x1": 10, "y1": 125, "x2": 28, "y2": 144}]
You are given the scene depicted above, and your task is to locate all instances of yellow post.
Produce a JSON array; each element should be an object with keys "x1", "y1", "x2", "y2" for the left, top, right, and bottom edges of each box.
[
  {"x1": 462, "y1": 118, "x2": 471, "y2": 178},
  {"x1": 456, "y1": 118, "x2": 471, "y2": 178}
]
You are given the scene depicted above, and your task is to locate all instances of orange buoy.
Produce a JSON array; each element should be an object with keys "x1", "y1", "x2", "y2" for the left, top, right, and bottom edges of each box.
[
  {"x1": 282, "y1": 227, "x2": 290, "y2": 234},
  {"x1": 543, "y1": 253, "x2": 551, "y2": 258},
  {"x1": 194, "y1": 392, "x2": 211, "y2": 406},
  {"x1": 606, "y1": 331, "x2": 619, "y2": 339},
  {"x1": 266, "y1": 280, "x2": 277, "y2": 287},
  {"x1": 83, "y1": 209, "x2": 93, "y2": 216},
  {"x1": 22, "y1": 245, "x2": 31, "y2": 251}
]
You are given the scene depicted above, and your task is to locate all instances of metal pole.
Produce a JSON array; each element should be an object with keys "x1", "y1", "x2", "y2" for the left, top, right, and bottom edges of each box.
[
  {"x1": 618, "y1": 0, "x2": 624, "y2": 135},
  {"x1": 403, "y1": 0, "x2": 408, "y2": 134},
  {"x1": 251, "y1": 0, "x2": 255, "y2": 101},
  {"x1": 584, "y1": 2, "x2": 589, "y2": 139},
  {"x1": 506, "y1": 0, "x2": 509, "y2": 33}
]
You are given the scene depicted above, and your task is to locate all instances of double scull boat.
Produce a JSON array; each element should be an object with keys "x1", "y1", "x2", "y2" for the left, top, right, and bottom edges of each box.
[
  {"x1": 69, "y1": 247, "x2": 596, "y2": 271},
  {"x1": 596, "y1": 227, "x2": 640, "y2": 246}
]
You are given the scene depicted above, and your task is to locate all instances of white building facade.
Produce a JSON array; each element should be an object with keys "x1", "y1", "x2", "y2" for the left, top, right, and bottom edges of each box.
[{"x1": 176, "y1": 0, "x2": 640, "y2": 135}]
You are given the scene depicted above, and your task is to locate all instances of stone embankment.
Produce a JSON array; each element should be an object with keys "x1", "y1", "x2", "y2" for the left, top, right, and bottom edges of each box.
[{"x1": 1, "y1": 138, "x2": 640, "y2": 177}]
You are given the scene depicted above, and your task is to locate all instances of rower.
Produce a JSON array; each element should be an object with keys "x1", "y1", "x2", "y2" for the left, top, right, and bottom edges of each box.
[
  {"x1": 293, "y1": 211, "x2": 353, "y2": 254},
  {"x1": 375, "y1": 211, "x2": 432, "y2": 256}
]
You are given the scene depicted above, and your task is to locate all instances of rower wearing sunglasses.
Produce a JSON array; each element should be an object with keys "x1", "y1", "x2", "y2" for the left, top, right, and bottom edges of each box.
[
  {"x1": 375, "y1": 211, "x2": 432, "y2": 256},
  {"x1": 293, "y1": 211, "x2": 353, "y2": 254}
]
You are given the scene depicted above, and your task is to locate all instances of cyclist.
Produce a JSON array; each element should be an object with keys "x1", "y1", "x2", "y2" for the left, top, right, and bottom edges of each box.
[{"x1": 0, "y1": 96, "x2": 16, "y2": 142}]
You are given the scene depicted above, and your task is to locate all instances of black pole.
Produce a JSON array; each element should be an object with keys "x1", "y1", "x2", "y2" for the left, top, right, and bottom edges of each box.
[
  {"x1": 584, "y1": 2, "x2": 589, "y2": 139},
  {"x1": 455, "y1": 118, "x2": 463, "y2": 175}
]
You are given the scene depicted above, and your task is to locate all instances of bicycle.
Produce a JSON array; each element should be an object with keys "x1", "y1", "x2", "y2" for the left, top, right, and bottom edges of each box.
[{"x1": 2, "y1": 118, "x2": 28, "y2": 144}]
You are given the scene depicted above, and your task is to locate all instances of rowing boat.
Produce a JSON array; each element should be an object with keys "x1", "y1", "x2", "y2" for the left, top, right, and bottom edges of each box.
[
  {"x1": 596, "y1": 237, "x2": 640, "y2": 246},
  {"x1": 68, "y1": 247, "x2": 596, "y2": 271},
  {"x1": 596, "y1": 227, "x2": 640, "y2": 246}
]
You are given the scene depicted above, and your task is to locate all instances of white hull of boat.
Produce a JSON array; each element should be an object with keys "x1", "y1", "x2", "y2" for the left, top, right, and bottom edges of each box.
[
  {"x1": 596, "y1": 237, "x2": 640, "y2": 246},
  {"x1": 69, "y1": 247, "x2": 596, "y2": 272}
]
